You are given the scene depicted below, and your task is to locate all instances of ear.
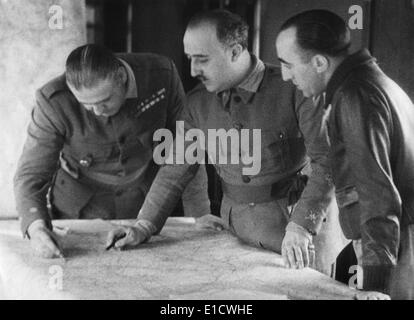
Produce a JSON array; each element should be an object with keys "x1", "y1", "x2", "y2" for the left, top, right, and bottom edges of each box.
[
  {"x1": 230, "y1": 44, "x2": 243, "y2": 62},
  {"x1": 311, "y1": 55, "x2": 329, "y2": 73},
  {"x1": 116, "y1": 66, "x2": 128, "y2": 86}
]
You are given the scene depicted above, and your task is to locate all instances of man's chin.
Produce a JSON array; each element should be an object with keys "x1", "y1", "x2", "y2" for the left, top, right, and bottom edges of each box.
[
  {"x1": 94, "y1": 111, "x2": 115, "y2": 117},
  {"x1": 202, "y1": 82, "x2": 220, "y2": 93},
  {"x1": 95, "y1": 107, "x2": 122, "y2": 117},
  {"x1": 203, "y1": 84, "x2": 216, "y2": 93},
  {"x1": 300, "y1": 90, "x2": 312, "y2": 98}
]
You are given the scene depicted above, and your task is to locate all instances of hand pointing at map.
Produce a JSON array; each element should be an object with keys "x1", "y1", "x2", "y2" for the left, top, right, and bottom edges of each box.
[{"x1": 105, "y1": 220, "x2": 157, "y2": 250}]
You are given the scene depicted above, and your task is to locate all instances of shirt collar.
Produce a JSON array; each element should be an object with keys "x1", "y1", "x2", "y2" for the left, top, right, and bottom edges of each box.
[
  {"x1": 218, "y1": 54, "x2": 265, "y2": 105},
  {"x1": 118, "y1": 58, "x2": 138, "y2": 99},
  {"x1": 325, "y1": 49, "x2": 376, "y2": 107},
  {"x1": 313, "y1": 92, "x2": 326, "y2": 107},
  {"x1": 237, "y1": 54, "x2": 265, "y2": 93}
]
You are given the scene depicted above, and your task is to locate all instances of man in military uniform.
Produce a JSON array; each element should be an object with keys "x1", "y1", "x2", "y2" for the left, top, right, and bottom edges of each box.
[
  {"x1": 276, "y1": 9, "x2": 414, "y2": 299},
  {"x1": 14, "y1": 44, "x2": 209, "y2": 259},
  {"x1": 107, "y1": 10, "x2": 347, "y2": 275}
]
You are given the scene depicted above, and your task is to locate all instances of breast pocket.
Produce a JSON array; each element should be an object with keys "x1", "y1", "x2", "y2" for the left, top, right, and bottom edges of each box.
[
  {"x1": 68, "y1": 142, "x2": 115, "y2": 169},
  {"x1": 262, "y1": 128, "x2": 290, "y2": 171},
  {"x1": 51, "y1": 169, "x2": 94, "y2": 219}
]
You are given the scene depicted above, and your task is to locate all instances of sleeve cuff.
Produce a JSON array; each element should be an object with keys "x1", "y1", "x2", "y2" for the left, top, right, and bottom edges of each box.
[
  {"x1": 20, "y1": 209, "x2": 52, "y2": 238},
  {"x1": 290, "y1": 209, "x2": 324, "y2": 236},
  {"x1": 135, "y1": 219, "x2": 157, "y2": 240},
  {"x1": 182, "y1": 200, "x2": 211, "y2": 218},
  {"x1": 285, "y1": 221, "x2": 313, "y2": 241},
  {"x1": 25, "y1": 219, "x2": 53, "y2": 239},
  {"x1": 362, "y1": 265, "x2": 394, "y2": 294}
]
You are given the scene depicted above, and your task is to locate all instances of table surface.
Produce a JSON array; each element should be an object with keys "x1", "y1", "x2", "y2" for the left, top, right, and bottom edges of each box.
[{"x1": 0, "y1": 218, "x2": 357, "y2": 300}]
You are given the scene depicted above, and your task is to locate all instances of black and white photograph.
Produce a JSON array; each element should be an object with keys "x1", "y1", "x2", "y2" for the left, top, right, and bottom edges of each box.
[{"x1": 0, "y1": 0, "x2": 413, "y2": 305}]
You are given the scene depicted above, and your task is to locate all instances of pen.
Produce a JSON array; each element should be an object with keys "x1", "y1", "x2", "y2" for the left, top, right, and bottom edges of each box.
[
  {"x1": 50, "y1": 236, "x2": 64, "y2": 259},
  {"x1": 105, "y1": 232, "x2": 127, "y2": 251}
]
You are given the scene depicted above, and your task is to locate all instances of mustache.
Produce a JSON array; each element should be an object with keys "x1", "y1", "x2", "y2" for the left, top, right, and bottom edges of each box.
[{"x1": 196, "y1": 76, "x2": 208, "y2": 82}]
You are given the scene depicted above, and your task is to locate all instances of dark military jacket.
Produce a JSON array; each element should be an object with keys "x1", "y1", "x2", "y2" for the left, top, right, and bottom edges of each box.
[
  {"x1": 325, "y1": 49, "x2": 414, "y2": 294},
  {"x1": 14, "y1": 53, "x2": 209, "y2": 235},
  {"x1": 137, "y1": 61, "x2": 334, "y2": 237}
]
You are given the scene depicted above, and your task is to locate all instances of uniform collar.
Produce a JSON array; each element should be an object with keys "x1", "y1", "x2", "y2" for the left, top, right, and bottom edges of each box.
[
  {"x1": 325, "y1": 49, "x2": 376, "y2": 107},
  {"x1": 237, "y1": 54, "x2": 265, "y2": 93},
  {"x1": 118, "y1": 58, "x2": 138, "y2": 99},
  {"x1": 218, "y1": 54, "x2": 265, "y2": 105}
]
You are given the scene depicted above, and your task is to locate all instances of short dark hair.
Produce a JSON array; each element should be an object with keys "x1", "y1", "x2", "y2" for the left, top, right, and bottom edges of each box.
[
  {"x1": 280, "y1": 9, "x2": 351, "y2": 57},
  {"x1": 187, "y1": 9, "x2": 249, "y2": 50},
  {"x1": 65, "y1": 44, "x2": 122, "y2": 90}
]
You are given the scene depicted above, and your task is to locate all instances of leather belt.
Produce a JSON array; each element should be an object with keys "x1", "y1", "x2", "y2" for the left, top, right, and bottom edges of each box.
[
  {"x1": 221, "y1": 173, "x2": 300, "y2": 204},
  {"x1": 82, "y1": 168, "x2": 145, "y2": 186}
]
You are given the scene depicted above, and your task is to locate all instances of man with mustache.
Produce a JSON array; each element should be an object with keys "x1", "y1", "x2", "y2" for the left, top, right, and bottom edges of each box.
[
  {"x1": 275, "y1": 9, "x2": 414, "y2": 299},
  {"x1": 107, "y1": 9, "x2": 347, "y2": 275}
]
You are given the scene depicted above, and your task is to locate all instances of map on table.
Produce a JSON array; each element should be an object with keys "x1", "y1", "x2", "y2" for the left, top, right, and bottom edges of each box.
[{"x1": 0, "y1": 218, "x2": 356, "y2": 299}]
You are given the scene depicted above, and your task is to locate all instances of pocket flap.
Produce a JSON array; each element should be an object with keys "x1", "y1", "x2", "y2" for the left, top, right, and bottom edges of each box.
[
  {"x1": 51, "y1": 169, "x2": 94, "y2": 218},
  {"x1": 336, "y1": 186, "x2": 359, "y2": 208}
]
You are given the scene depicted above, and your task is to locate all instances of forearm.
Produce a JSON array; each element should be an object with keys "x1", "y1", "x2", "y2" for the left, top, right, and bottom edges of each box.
[
  {"x1": 138, "y1": 163, "x2": 200, "y2": 232},
  {"x1": 360, "y1": 216, "x2": 399, "y2": 294},
  {"x1": 182, "y1": 164, "x2": 210, "y2": 217},
  {"x1": 294, "y1": 91, "x2": 334, "y2": 235},
  {"x1": 14, "y1": 175, "x2": 53, "y2": 236},
  {"x1": 15, "y1": 92, "x2": 65, "y2": 236},
  {"x1": 290, "y1": 162, "x2": 334, "y2": 235}
]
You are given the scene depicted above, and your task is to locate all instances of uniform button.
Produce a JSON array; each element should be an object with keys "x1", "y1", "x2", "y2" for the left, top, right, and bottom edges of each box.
[
  {"x1": 233, "y1": 96, "x2": 241, "y2": 103},
  {"x1": 113, "y1": 149, "x2": 121, "y2": 157},
  {"x1": 79, "y1": 159, "x2": 89, "y2": 167},
  {"x1": 279, "y1": 132, "x2": 285, "y2": 139},
  {"x1": 116, "y1": 171, "x2": 125, "y2": 177},
  {"x1": 248, "y1": 202, "x2": 255, "y2": 208},
  {"x1": 233, "y1": 122, "x2": 243, "y2": 130},
  {"x1": 120, "y1": 157, "x2": 128, "y2": 165},
  {"x1": 242, "y1": 175, "x2": 251, "y2": 183},
  {"x1": 79, "y1": 155, "x2": 93, "y2": 167}
]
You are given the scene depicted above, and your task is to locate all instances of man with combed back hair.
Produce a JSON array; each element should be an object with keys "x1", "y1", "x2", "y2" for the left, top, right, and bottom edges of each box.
[
  {"x1": 14, "y1": 44, "x2": 209, "y2": 259},
  {"x1": 276, "y1": 9, "x2": 414, "y2": 300}
]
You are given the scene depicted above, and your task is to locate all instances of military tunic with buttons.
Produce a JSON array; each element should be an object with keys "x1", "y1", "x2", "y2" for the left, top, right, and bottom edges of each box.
[
  {"x1": 137, "y1": 57, "x2": 348, "y2": 274},
  {"x1": 14, "y1": 53, "x2": 210, "y2": 236}
]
